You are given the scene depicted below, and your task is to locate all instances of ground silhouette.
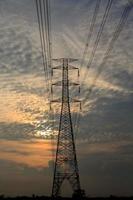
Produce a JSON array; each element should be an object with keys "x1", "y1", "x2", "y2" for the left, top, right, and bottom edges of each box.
[{"x1": 0, "y1": 195, "x2": 133, "y2": 200}]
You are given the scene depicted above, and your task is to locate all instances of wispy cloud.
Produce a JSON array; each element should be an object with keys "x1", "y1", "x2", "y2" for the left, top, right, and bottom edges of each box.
[
  {"x1": 0, "y1": 139, "x2": 55, "y2": 168},
  {"x1": 0, "y1": 0, "x2": 133, "y2": 195}
]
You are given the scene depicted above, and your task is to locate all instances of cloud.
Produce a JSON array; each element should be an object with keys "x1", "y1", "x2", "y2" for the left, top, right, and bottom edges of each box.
[
  {"x1": 0, "y1": 0, "x2": 133, "y2": 196},
  {"x1": 78, "y1": 95, "x2": 133, "y2": 141},
  {"x1": 0, "y1": 122, "x2": 34, "y2": 140},
  {"x1": 0, "y1": 139, "x2": 55, "y2": 168},
  {"x1": 77, "y1": 139, "x2": 133, "y2": 196},
  {"x1": 77, "y1": 139, "x2": 133, "y2": 156},
  {"x1": 0, "y1": 139, "x2": 55, "y2": 195},
  {"x1": 0, "y1": 0, "x2": 132, "y2": 143},
  {"x1": 0, "y1": 72, "x2": 53, "y2": 140},
  {"x1": 0, "y1": 21, "x2": 40, "y2": 75},
  {"x1": 0, "y1": 159, "x2": 52, "y2": 196}
]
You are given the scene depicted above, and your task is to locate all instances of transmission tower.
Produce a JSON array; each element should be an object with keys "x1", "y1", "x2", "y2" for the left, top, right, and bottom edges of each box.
[{"x1": 50, "y1": 58, "x2": 85, "y2": 198}]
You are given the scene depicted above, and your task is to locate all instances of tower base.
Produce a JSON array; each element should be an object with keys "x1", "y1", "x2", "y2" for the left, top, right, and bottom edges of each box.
[{"x1": 72, "y1": 189, "x2": 86, "y2": 199}]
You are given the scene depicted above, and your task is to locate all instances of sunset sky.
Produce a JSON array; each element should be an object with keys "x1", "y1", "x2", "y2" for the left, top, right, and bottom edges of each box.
[{"x1": 0, "y1": 0, "x2": 133, "y2": 197}]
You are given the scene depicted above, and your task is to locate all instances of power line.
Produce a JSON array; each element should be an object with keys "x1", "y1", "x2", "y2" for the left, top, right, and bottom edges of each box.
[
  {"x1": 84, "y1": 1, "x2": 133, "y2": 101},
  {"x1": 81, "y1": 0, "x2": 113, "y2": 87},
  {"x1": 43, "y1": 0, "x2": 51, "y2": 71},
  {"x1": 35, "y1": 0, "x2": 54, "y2": 146},
  {"x1": 75, "y1": 0, "x2": 111, "y2": 136},
  {"x1": 80, "y1": 0, "x2": 101, "y2": 71},
  {"x1": 35, "y1": 0, "x2": 49, "y2": 90},
  {"x1": 75, "y1": 0, "x2": 101, "y2": 136},
  {"x1": 35, "y1": 0, "x2": 50, "y2": 94},
  {"x1": 87, "y1": 0, "x2": 113, "y2": 69}
]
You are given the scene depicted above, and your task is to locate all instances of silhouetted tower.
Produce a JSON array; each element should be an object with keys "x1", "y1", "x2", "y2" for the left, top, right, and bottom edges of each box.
[{"x1": 51, "y1": 58, "x2": 85, "y2": 198}]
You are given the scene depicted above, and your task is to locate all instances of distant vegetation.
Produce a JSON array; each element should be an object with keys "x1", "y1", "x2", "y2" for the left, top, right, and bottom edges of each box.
[{"x1": 0, "y1": 195, "x2": 133, "y2": 200}]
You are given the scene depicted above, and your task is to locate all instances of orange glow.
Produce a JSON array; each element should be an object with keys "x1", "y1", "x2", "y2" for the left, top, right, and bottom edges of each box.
[{"x1": 0, "y1": 139, "x2": 56, "y2": 168}]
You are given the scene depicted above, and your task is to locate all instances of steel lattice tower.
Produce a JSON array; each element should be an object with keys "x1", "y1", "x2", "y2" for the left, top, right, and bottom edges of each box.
[{"x1": 51, "y1": 58, "x2": 85, "y2": 198}]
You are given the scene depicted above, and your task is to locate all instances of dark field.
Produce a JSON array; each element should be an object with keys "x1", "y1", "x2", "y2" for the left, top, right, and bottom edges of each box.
[{"x1": 0, "y1": 195, "x2": 133, "y2": 200}]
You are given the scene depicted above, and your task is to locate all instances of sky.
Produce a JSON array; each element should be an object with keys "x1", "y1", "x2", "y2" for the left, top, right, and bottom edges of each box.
[{"x1": 0, "y1": 0, "x2": 133, "y2": 197}]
